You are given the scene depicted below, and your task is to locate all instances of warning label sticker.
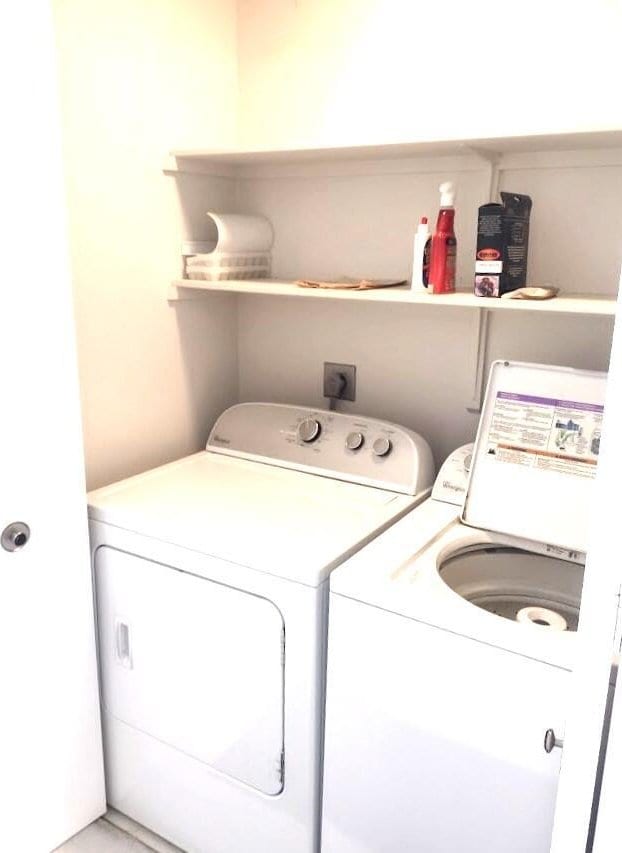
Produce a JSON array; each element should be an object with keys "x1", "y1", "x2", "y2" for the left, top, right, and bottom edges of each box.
[{"x1": 487, "y1": 392, "x2": 603, "y2": 479}]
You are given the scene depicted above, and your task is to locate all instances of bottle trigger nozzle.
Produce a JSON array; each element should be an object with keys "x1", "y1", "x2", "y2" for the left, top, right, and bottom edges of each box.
[{"x1": 439, "y1": 182, "x2": 456, "y2": 207}]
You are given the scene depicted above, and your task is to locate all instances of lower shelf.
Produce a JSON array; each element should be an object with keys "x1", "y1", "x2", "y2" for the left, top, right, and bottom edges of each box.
[{"x1": 169, "y1": 279, "x2": 618, "y2": 316}]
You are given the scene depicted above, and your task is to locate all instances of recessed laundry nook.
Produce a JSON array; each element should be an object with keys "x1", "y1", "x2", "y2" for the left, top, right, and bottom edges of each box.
[{"x1": 4, "y1": 2, "x2": 622, "y2": 853}]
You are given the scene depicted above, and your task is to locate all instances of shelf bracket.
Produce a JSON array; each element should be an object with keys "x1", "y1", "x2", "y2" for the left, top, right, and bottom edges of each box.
[{"x1": 466, "y1": 308, "x2": 490, "y2": 414}]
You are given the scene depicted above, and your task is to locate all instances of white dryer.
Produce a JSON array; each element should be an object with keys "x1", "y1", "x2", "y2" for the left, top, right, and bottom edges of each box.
[
  {"x1": 87, "y1": 402, "x2": 433, "y2": 853},
  {"x1": 322, "y1": 361, "x2": 607, "y2": 853}
]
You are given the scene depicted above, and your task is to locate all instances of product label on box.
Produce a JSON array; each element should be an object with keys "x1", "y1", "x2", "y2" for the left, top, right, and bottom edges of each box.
[
  {"x1": 476, "y1": 260, "x2": 503, "y2": 274},
  {"x1": 486, "y1": 391, "x2": 603, "y2": 479},
  {"x1": 475, "y1": 275, "x2": 499, "y2": 297}
]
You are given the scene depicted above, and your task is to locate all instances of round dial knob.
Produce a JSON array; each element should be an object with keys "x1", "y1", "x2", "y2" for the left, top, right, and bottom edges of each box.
[
  {"x1": 372, "y1": 437, "x2": 392, "y2": 457},
  {"x1": 298, "y1": 418, "x2": 322, "y2": 443},
  {"x1": 345, "y1": 431, "x2": 365, "y2": 451}
]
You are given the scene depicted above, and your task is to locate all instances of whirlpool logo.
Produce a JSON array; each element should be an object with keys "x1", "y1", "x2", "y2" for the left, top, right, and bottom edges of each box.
[{"x1": 212, "y1": 434, "x2": 231, "y2": 445}]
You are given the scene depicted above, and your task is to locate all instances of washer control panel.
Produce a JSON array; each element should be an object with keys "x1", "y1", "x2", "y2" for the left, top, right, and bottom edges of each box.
[
  {"x1": 207, "y1": 403, "x2": 434, "y2": 495},
  {"x1": 431, "y1": 443, "x2": 474, "y2": 506}
]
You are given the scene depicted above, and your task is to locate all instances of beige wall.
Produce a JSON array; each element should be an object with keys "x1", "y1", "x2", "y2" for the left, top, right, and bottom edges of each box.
[
  {"x1": 53, "y1": 0, "x2": 240, "y2": 489},
  {"x1": 237, "y1": 0, "x2": 622, "y2": 149}
]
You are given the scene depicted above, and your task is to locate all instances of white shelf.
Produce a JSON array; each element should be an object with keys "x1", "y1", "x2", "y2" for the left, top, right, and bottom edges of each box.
[
  {"x1": 169, "y1": 280, "x2": 617, "y2": 316},
  {"x1": 168, "y1": 130, "x2": 622, "y2": 170}
]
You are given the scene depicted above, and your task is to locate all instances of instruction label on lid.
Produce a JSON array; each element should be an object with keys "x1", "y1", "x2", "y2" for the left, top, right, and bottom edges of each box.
[{"x1": 487, "y1": 392, "x2": 603, "y2": 479}]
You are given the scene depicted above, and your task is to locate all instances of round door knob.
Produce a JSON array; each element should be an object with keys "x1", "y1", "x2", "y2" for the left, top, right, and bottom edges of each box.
[
  {"x1": 1, "y1": 522, "x2": 31, "y2": 552},
  {"x1": 372, "y1": 437, "x2": 392, "y2": 457},
  {"x1": 544, "y1": 729, "x2": 564, "y2": 753},
  {"x1": 298, "y1": 418, "x2": 321, "y2": 443},
  {"x1": 345, "y1": 432, "x2": 364, "y2": 451}
]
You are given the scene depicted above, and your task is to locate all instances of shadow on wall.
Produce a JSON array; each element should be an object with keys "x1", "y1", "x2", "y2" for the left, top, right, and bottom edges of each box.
[{"x1": 169, "y1": 293, "x2": 240, "y2": 457}]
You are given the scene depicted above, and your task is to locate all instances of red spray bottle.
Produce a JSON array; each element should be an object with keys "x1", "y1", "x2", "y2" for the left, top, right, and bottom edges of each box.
[{"x1": 428, "y1": 182, "x2": 457, "y2": 293}]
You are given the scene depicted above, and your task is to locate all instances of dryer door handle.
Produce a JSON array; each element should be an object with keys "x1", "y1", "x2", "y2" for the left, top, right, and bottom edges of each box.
[{"x1": 115, "y1": 619, "x2": 133, "y2": 669}]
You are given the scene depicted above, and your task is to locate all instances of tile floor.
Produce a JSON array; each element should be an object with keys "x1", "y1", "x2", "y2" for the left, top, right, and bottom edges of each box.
[
  {"x1": 57, "y1": 819, "x2": 153, "y2": 852},
  {"x1": 56, "y1": 812, "x2": 183, "y2": 853}
]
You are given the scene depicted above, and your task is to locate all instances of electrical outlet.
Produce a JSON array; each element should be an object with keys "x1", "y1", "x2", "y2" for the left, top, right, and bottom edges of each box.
[{"x1": 323, "y1": 362, "x2": 356, "y2": 402}]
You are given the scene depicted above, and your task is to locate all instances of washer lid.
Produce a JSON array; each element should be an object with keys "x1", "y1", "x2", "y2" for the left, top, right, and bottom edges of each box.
[{"x1": 462, "y1": 361, "x2": 607, "y2": 553}]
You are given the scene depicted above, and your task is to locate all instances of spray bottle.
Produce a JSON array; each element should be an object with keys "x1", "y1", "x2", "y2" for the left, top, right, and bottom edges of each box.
[{"x1": 428, "y1": 182, "x2": 457, "y2": 294}]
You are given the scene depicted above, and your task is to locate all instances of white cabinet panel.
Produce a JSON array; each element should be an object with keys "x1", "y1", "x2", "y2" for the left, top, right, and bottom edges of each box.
[
  {"x1": 322, "y1": 596, "x2": 569, "y2": 853},
  {"x1": 95, "y1": 547, "x2": 284, "y2": 794}
]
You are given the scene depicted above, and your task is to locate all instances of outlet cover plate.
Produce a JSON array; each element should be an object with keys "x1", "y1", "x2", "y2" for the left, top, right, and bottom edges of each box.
[{"x1": 323, "y1": 362, "x2": 356, "y2": 402}]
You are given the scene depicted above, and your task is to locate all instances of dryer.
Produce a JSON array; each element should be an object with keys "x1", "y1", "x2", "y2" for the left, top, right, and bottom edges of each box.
[
  {"x1": 87, "y1": 402, "x2": 433, "y2": 853},
  {"x1": 321, "y1": 361, "x2": 607, "y2": 853}
]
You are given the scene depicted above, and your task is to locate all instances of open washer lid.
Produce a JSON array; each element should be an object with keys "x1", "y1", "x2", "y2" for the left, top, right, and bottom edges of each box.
[{"x1": 462, "y1": 361, "x2": 607, "y2": 554}]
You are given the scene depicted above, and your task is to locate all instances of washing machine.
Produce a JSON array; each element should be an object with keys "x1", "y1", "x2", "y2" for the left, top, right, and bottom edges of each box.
[
  {"x1": 87, "y1": 402, "x2": 433, "y2": 853},
  {"x1": 321, "y1": 361, "x2": 607, "y2": 853}
]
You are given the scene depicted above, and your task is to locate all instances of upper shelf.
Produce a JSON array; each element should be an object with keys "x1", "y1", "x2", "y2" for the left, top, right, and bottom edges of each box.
[
  {"x1": 167, "y1": 129, "x2": 622, "y2": 174},
  {"x1": 169, "y1": 280, "x2": 617, "y2": 316}
]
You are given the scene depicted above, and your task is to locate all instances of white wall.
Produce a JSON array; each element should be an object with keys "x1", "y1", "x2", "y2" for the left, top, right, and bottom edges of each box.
[
  {"x1": 237, "y1": 298, "x2": 614, "y2": 468},
  {"x1": 237, "y1": 0, "x2": 622, "y2": 149},
  {"x1": 53, "y1": 0, "x2": 240, "y2": 488},
  {"x1": 235, "y1": 157, "x2": 487, "y2": 286}
]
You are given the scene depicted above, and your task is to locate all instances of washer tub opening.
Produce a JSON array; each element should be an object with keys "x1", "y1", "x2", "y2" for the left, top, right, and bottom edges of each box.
[{"x1": 438, "y1": 545, "x2": 584, "y2": 631}]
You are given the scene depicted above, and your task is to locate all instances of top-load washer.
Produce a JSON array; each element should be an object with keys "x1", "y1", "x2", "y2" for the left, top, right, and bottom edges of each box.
[
  {"x1": 87, "y1": 402, "x2": 433, "y2": 853},
  {"x1": 321, "y1": 361, "x2": 607, "y2": 853}
]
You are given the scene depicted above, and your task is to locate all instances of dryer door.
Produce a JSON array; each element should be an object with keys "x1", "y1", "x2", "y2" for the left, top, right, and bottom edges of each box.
[{"x1": 95, "y1": 547, "x2": 285, "y2": 795}]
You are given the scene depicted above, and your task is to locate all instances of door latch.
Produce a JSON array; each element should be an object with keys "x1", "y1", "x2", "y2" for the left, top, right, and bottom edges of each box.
[
  {"x1": 1, "y1": 522, "x2": 30, "y2": 552},
  {"x1": 544, "y1": 729, "x2": 564, "y2": 753}
]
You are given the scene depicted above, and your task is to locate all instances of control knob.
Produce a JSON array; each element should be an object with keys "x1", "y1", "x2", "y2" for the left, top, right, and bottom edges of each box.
[
  {"x1": 298, "y1": 418, "x2": 322, "y2": 443},
  {"x1": 372, "y1": 437, "x2": 392, "y2": 457},
  {"x1": 345, "y1": 431, "x2": 365, "y2": 451}
]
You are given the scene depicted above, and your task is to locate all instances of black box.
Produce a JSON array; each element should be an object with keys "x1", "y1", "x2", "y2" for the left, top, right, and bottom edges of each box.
[{"x1": 474, "y1": 192, "x2": 532, "y2": 297}]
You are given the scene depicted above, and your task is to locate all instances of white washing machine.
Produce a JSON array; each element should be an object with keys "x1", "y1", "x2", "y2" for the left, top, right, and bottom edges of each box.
[
  {"x1": 322, "y1": 361, "x2": 607, "y2": 853},
  {"x1": 87, "y1": 402, "x2": 433, "y2": 853}
]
